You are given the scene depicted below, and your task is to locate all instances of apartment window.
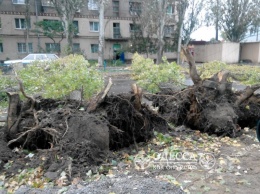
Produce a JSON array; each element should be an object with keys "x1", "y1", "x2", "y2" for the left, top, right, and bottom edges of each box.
[
  {"x1": 166, "y1": 5, "x2": 174, "y2": 15},
  {"x1": 164, "y1": 45, "x2": 174, "y2": 52},
  {"x1": 90, "y1": 22, "x2": 99, "y2": 32},
  {"x1": 91, "y1": 44, "x2": 98, "y2": 53},
  {"x1": 73, "y1": 43, "x2": 80, "y2": 53},
  {"x1": 17, "y1": 43, "x2": 33, "y2": 53},
  {"x1": 164, "y1": 25, "x2": 174, "y2": 36},
  {"x1": 0, "y1": 43, "x2": 3, "y2": 53},
  {"x1": 129, "y1": 2, "x2": 142, "y2": 16},
  {"x1": 15, "y1": 18, "x2": 30, "y2": 29},
  {"x1": 73, "y1": 21, "x2": 79, "y2": 34},
  {"x1": 113, "y1": 23, "x2": 121, "y2": 38},
  {"x1": 46, "y1": 43, "x2": 60, "y2": 53},
  {"x1": 88, "y1": 0, "x2": 98, "y2": 10},
  {"x1": 130, "y1": 23, "x2": 141, "y2": 33},
  {"x1": 113, "y1": 0, "x2": 119, "y2": 17},
  {"x1": 41, "y1": 0, "x2": 54, "y2": 7},
  {"x1": 12, "y1": 0, "x2": 25, "y2": 4}
]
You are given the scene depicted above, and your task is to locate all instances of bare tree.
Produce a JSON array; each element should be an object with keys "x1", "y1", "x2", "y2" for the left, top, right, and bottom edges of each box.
[
  {"x1": 51, "y1": 0, "x2": 85, "y2": 54},
  {"x1": 176, "y1": 0, "x2": 203, "y2": 64},
  {"x1": 182, "y1": 0, "x2": 204, "y2": 44},
  {"x1": 140, "y1": 0, "x2": 176, "y2": 64}
]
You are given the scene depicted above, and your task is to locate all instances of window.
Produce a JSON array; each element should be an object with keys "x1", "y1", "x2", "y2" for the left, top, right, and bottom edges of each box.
[
  {"x1": 164, "y1": 45, "x2": 174, "y2": 52},
  {"x1": 91, "y1": 44, "x2": 98, "y2": 53},
  {"x1": 113, "y1": 0, "x2": 119, "y2": 17},
  {"x1": 90, "y1": 22, "x2": 99, "y2": 32},
  {"x1": 73, "y1": 43, "x2": 80, "y2": 53},
  {"x1": 164, "y1": 25, "x2": 174, "y2": 36},
  {"x1": 12, "y1": 0, "x2": 25, "y2": 4},
  {"x1": 17, "y1": 43, "x2": 33, "y2": 53},
  {"x1": 46, "y1": 43, "x2": 60, "y2": 53},
  {"x1": 15, "y1": 18, "x2": 30, "y2": 29},
  {"x1": 113, "y1": 23, "x2": 121, "y2": 38},
  {"x1": 41, "y1": 0, "x2": 54, "y2": 6},
  {"x1": 0, "y1": 43, "x2": 3, "y2": 53},
  {"x1": 129, "y1": 2, "x2": 141, "y2": 16},
  {"x1": 166, "y1": 4, "x2": 174, "y2": 15},
  {"x1": 73, "y1": 21, "x2": 79, "y2": 34},
  {"x1": 130, "y1": 24, "x2": 141, "y2": 33},
  {"x1": 88, "y1": 0, "x2": 98, "y2": 10}
]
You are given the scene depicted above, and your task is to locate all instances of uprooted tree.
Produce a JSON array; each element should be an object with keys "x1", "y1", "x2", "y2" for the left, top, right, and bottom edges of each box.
[
  {"x1": 151, "y1": 46, "x2": 260, "y2": 137},
  {"x1": 1, "y1": 56, "x2": 169, "y2": 177}
]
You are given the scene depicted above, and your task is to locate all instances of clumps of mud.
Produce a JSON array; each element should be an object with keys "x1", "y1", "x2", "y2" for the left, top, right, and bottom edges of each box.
[{"x1": 1, "y1": 93, "x2": 169, "y2": 178}]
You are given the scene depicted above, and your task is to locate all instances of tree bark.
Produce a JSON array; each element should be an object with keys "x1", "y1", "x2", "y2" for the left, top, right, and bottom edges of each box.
[
  {"x1": 98, "y1": 0, "x2": 105, "y2": 67},
  {"x1": 156, "y1": 0, "x2": 167, "y2": 64},
  {"x1": 235, "y1": 85, "x2": 260, "y2": 106},
  {"x1": 181, "y1": 46, "x2": 201, "y2": 84},
  {"x1": 87, "y1": 78, "x2": 113, "y2": 112},
  {"x1": 6, "y1": 92, "x2": 21, "y2": 133}
]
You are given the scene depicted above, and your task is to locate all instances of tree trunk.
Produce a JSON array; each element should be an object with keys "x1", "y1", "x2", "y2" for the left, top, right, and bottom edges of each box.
[
  {"x1": 156, "y1": 0, "x2": 167, "y2": 64},
  {"x1": 181, "y1": 46, "x2": 201, "y2": 84},
  {"x1": 98, "y1": 0, "x2": 105, "y2": 67},
  {"x1": 6, "y1": 92, "x2": 21, "y2": 134}
]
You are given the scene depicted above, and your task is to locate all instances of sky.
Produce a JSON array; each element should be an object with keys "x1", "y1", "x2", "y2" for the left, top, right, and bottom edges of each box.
[
  {"x1": 190, "y1": 26, "x2": 259, "y2": 42},
  {"x1": 190, "y1": 26, "x2": 217, "y2": 41}
]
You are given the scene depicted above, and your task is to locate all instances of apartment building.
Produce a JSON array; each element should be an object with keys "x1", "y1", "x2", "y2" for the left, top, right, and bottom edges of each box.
[{"x1": 0, "y1": 0, "x2": 177, "y2": 63}]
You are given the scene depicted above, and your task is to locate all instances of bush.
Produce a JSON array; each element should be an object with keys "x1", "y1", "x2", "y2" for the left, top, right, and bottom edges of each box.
[
  {"x1": 198, "y1": 61, "x2": 260, "y2": 85},
  {"x1": 131, "y1": 53, "x2": 184, "y2": 93},
  {"x1": 16, "y1": 55, "x2": 104, "y2": 99}
]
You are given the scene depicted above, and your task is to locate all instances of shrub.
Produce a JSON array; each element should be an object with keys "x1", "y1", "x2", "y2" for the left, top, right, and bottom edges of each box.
[
  {"x1": 198, "y1": 61, "x2": 260, "y2": 85},
  {"x1": 16, "y1": 55, "x2": 104, "y2": 99},
  {"x1": 131, "y1": 53, "x2": 184, "y2": 93}
]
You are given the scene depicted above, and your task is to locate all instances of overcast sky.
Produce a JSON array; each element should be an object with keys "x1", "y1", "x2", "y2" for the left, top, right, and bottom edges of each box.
[{"x1": 190, "y1": 26, "x2": 259, "y2": 42}]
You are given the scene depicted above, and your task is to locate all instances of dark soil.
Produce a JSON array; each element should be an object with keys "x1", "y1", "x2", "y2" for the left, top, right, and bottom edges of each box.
[{"x1": 1, "y1": 71, "x2": 260, "y2": 194}]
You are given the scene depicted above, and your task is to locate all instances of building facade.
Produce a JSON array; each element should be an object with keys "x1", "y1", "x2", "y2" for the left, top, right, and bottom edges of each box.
[{"x1": 0, "y1": 0, "x2": 177, "y2": 63}]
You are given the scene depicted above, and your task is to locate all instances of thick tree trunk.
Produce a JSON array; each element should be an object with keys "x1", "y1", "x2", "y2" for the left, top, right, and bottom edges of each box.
[{"x1": 6, "y1": 92, "x2": 21, "y2": 134}]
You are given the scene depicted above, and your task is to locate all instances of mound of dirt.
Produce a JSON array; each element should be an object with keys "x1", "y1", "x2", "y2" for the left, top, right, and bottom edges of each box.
[{"x1": 1, "y1": 92, "x2": 170, "y2": 180}]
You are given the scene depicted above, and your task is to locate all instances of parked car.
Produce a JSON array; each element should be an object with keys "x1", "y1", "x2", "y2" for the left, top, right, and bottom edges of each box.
[{"x1": 4, "y1": 53, "x2": 59, "y2": 66}]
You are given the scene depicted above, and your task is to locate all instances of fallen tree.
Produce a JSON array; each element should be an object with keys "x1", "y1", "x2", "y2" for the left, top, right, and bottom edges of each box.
[
  {"x1": 151, "y1": 46, "x2": 260, "y2": 137},
  {"x1": 2, "y1": 77, "x2": 169, "y2": 177}
]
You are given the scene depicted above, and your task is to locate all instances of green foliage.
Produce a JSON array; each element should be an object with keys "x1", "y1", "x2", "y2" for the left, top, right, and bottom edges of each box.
[
  {"x1": 198, "y1": 61, "x2": 228, "y2": 78},
  {"x1": 34, "y1": 20, "x2": 64, "y2": 42},
  {"x1": 131, "y1": 53, "x2": 184, "y2": 93},
  {"x1": 198, "y1": 61, "x2": 260, "y2": 85},
  {"x1": 17, "y1": 55, "x2": 103, "y2": 99}
]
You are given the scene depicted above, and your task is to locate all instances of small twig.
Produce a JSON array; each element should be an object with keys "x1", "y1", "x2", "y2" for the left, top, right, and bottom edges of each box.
[{"x1": 62, "y1": 119, "x2": 69, "y2": 138}]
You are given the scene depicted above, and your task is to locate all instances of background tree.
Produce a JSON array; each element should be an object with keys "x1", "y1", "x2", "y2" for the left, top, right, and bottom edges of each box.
[
  {"x1": 34, "y1": 20, "x2": 64, "y2": 49},
  {"x1": 205, "y1": 0, "x2": 221, "y2": 41},
  {"x1": 181, "y1": 0, "x2": 204, "y2": 44},
  {"x1": 176, "y1": 0, "x2": 203, "y2": 64},
  {"x1": 132, "y1": 0, "x2": 176, "y2": 64},
  {"x1": 25, "y1": 0, "x2": 31, "y2": 54},
  {"x1": 98, "y1": 0, "x2": 106, "y2": 67},
  {"x1": 51, "y1": 0, "x2": 85, "y2": 54},
  {"x1": 206, "y1": 0, "x2": 260, "y2": 42}
]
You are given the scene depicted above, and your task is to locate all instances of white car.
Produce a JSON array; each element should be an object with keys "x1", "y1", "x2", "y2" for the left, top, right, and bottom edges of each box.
[{"x1": 4, "y1": 53, "x2": 59, "y2": 65}]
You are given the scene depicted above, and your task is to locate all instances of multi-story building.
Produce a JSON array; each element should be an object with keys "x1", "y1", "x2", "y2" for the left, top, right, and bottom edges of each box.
[{"x1": 0, "y1": 0, "x2": 177, "y2": 63}]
